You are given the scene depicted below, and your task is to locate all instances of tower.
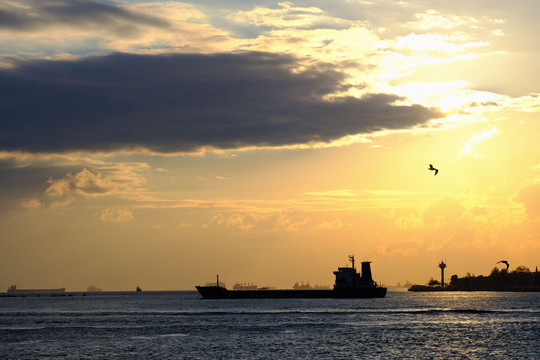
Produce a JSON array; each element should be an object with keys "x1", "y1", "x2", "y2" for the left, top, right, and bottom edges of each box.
[{"x1": 439, "y1": 261, "x2": 446, "y2": 287}]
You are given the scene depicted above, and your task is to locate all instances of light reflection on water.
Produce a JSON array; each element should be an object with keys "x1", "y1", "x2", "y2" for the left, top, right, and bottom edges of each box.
[{"x1": 0, "y1": 290, "x2": 539, "y2": 359}]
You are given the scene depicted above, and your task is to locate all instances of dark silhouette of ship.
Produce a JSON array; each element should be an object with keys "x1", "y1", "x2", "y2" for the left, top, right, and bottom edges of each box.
[
  {"x1": 7, "y1": 285, "x2": 65, "y2": 294},
  {"x1": 196, "y1": 256, "x2": 386, "y2": 299}
]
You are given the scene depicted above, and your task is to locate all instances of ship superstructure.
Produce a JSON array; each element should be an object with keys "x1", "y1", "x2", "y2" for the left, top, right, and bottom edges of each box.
[{"x1": 334, "y1": 256, "x2": 377, "y2": 289}]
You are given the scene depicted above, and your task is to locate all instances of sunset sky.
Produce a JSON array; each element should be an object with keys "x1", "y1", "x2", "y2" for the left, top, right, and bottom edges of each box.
[{"x1": 1, "y1": 0, "x2": 539, "y2": 291}]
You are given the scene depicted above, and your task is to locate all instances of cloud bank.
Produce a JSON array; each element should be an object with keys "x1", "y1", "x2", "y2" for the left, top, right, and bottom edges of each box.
[
  {"x1": 0, "y1": 52, "x2": 442, "y2": 154},
  {"x1": 0, "y1": 0, "x2": 169, "y2": 35}
]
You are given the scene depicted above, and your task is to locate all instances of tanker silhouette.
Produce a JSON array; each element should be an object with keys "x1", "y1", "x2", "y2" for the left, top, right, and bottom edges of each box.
[{"x1": 196, "y1": 256, "x2": 386, "y2": 299}]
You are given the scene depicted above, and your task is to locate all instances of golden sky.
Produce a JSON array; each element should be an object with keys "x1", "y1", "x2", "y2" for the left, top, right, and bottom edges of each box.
[{"x1": 1, "y1": 0, "x2": 539, "y2": 290}]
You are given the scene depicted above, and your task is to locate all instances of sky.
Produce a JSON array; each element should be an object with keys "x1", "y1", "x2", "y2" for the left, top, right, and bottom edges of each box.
[{"x1": 1, "y1": 0, "x2": 539, "y2": 291}]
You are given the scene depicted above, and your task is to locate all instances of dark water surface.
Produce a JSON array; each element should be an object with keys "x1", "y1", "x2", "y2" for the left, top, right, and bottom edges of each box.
[{"x1": 1, "y1": 290, "x2": 538, "y2": 359}]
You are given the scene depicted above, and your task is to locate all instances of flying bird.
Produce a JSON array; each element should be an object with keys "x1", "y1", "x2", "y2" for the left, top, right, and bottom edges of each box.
[
  {"x1": 497, "y1": 260, "x2": 509, "y2": 271},
  {"x1": 428, "y1": 164, "x2": 438, "y2": 176}
]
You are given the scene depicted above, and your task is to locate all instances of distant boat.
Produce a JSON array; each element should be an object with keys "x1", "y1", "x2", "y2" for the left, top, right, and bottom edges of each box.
[
  {"x1": 7, "y1": 285, "x2": 65, "y2": 294},
  {"x1": 86, "y1": 285, "x2": 102, "y2": 292},
  {"x1": 293, "y1": 282, "x2": 330, "y2": 290},
  {"x1": 233, "y1": 282, "x2": 259, "y2": 290},
  {"x1": 196, "y1": 255, "x2": 386, "y2": 299},
  {"x1": 136, "y1": 285, "x2": 142, "y2": 292}
]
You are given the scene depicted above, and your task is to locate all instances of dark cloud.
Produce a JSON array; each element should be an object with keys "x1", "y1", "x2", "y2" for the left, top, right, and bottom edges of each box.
[
  {"x1": 0, "y1": 0, "x2": 169, "y2": 35},
  {"x1": 0, "y1": 164, "x2": 71, "y2": 212},
  {"x1": 0, "y1": 51, "x2": 442, "y2": 154}
]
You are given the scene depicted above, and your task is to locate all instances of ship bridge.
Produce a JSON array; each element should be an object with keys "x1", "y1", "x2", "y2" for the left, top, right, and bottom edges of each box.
[{"x1": 333, "y1": 256, "x2": 375, "y2": 289}]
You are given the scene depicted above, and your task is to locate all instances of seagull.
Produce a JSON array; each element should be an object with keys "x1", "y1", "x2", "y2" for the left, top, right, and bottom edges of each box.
[
  {"x1": 497, "y1": 260, "x2": 509, "y2": 271},
  {"x1": 428, "y1": 164, "x2": 439, "y2": 176}
]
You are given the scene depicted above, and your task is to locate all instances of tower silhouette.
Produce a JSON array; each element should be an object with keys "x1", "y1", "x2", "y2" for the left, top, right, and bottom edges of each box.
[{"x1": 439, "y1": 261, "x2": 446, "y2": 287}]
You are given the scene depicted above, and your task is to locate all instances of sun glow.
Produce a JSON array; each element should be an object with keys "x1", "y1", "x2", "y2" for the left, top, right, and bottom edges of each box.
[{"x1": 375, "y1": 80, "x2": 505, "y2": 114}]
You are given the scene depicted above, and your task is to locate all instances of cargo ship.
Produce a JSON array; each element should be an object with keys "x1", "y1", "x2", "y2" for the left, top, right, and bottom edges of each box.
[
  {"x1": 196, "y1": 256, "x2": 387, "y2": 299},
  {"x1": 7, "y1": 285, "x2": 65, "y2": 294}
]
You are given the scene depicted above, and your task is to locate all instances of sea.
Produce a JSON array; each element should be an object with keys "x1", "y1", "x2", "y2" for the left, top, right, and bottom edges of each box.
[{"x1": 1, "y1": 289, "x2": 538, "y2": 359}]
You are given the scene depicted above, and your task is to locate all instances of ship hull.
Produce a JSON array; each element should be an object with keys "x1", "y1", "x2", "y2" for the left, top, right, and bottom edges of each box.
[
  {"x1": 196, "y1": 286, "x2": 387, "y2": 299},
  {"x1": 7, "y1": 288, "x2": 65, "y2": 294}
]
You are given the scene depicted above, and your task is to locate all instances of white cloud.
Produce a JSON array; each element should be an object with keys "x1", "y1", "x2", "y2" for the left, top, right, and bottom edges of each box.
[
  {"x1": 99, "y1": 208, "x2": 134, "y2": 222},
  {"x1": 315, "y1": 219, "x2": 346, "y2": 230},
  {"x1": 202, "y1": 211, "x2": 311, "y2": 232},
  {"x1": 49, "y1": 197, "x2": 75, "y2": 209},
  {"x1": 459, "y1": 127, "x2": 498, "y2": 158},
  {"x1": 514, "y1": 183, "x2": 540, "y2": 220},
  {"x1": 45, "y1": 168, "x2": 115, "y2": 196},
  {"x1": 459, "y1": 142, "x2": 474, "y2": 157},
  {"x1": 20, "y1": 198, "x2": 41, "y2": 209}
]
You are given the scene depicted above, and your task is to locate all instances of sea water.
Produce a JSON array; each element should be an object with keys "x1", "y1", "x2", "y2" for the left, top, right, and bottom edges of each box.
[{"x1": 1, "y1": 289, "x2": 538, "y2": 359}]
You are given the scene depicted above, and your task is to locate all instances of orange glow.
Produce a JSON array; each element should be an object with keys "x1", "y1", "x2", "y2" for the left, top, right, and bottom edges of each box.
[{"x1": 1, "y1": 1, "x2": 539, "y2": 291}]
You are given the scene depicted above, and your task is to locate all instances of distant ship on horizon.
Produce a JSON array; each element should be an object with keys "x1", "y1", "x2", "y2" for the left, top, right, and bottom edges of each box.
[
  {"x1": 86, "y1": 285, "x2": 102, "y2": 292},
  {"x1": 7, "y1": 285, "x2": 65, "y2": 294},
  {"x1": 196, "y1": 255, "x2": 386, "y2": 299}
]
